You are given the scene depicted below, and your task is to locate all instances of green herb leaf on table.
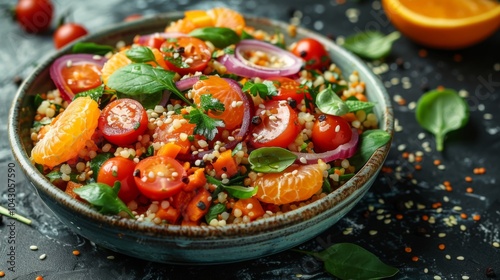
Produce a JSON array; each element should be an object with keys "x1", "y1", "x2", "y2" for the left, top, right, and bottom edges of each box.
[
  {"x1": 297, "y1": 243, "x2": 399, "y2": 279},
  {"x1": 125, "y1": 46, "x2": 159, "y2": 65},
  {"x1": 73, "y1": 84, "x2": 105, "y2": 101},
  {"x1": 248, "y1": 147, "x2": 297, "y2": 173},
  {"x1": 71, "y1": 42, "x2": 114, "y2": 55},
  {"x1": 343, "y1": 31, "x2": 400, "y2": 60},
  {"x1": 415, "y1": 88, "x2": 469, "y2": 152},
  {"x1": 189, "y1": 27, "x2": 240, "y2": 48},
  {"x1": 0, "y1": 205, "x2": 32, "y2": 225},
  {"x1": 316, "y1": 86, "x2": 349, "y2": 116},
  {"x1": 106, "y1": 63, "x2": 192, "y2": 105},
  {"x1": 242, "y1": 80, "x2": 278, "y2": 100},
  {"x1": 349, "y1": 129, "x2": 391, "y2": 170},
  {"x1": 74, "y1": 182, "x2": 134, "y2": 218},
  {"x1": 184, "y1": 108, "x2": 224, "y2": 141}
]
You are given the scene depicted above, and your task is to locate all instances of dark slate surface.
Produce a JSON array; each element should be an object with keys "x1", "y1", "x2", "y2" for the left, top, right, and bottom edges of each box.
[{"x1": 1, "y1": 0, "x2": 500, "y2": 279}]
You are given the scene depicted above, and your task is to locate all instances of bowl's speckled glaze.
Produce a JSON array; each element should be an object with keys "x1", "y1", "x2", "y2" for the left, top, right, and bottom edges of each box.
[{"x1": 9, "y1": 12, "x2": 393, "y2": 264}]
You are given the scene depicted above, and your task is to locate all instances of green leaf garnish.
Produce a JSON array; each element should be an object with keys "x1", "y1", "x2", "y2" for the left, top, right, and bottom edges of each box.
[
  {"x1": 71, "y1": 42, "x2": 114, "y2": 55},
  {"x1": 205, "y1": 203, "x2": 227, "y2": 224},
  {"x1": 189, "y1": 27, "x2": 240, "y2": 48},
  {"x1": 242, "y1": 80, "x2": 278, "y2": 100},
  {"x1": 345, "y1": 100, "x2": 375, "y2": 112},
  {"x1": 184, "y1": 108, "x2": 224, "y2": 141},
  {"x1": 415, "y1": 88, "x2": 469, "y2": 152},
  {"x1": 349, "y1": 129, "x2": 391, "y2": 170},
  {"x1": 222, "y1": 185, "x2": 258, "y2": 199},
  {"x1": 343, "y1": 31, "x2": 400, "y2": 60},
  {"x1": 74, "y1": 182, "x2": 134, "y2": 218},
  {"x1": 73, "y1": 84, "x2": 105, "y2": 101},
  {"x1": 316, "y1": 86, "x2": 349, "y2": 116},
  {"x1": 248, "y1": 147, "x2": 297, "y2": 173},
  {"x1": 125, "y1": 46, "x2": 159, "y2": 65},
  {"x1": 89, "y1": 152, "x2": 113, "y2": 181},
  {"x1": 200, "y1": 94, "x2": 225, "y2": 113}
]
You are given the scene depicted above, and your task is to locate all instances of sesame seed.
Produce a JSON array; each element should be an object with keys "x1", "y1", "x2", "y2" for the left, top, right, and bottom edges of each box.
[
  {"x1": 107, "y1": 255, "x2": 115, "y2": 260},
  {"x1": 456, "y1": 256, "x2": 465, "y2": 261},
  {"x1": 39, "y1": 254, "x2": 47, "y2": 260},
  {"x1": 30, "y1": 245, "x2": 38, "y2": 251},
  {"x1": 493, "y1": 242, "x2": 500, "y2": 248}
]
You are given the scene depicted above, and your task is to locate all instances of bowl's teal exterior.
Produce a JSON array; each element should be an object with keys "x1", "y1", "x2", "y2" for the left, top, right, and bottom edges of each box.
[{"x1": 9, "y1": 13, "x2": 393, "y2": 264}]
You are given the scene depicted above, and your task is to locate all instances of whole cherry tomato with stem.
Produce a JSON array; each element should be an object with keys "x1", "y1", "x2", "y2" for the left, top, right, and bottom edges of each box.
[
  {"x1": 311, "y1": 114, "x2": 352, "y2": 152},
  {"x1": 53, "y1": 22, "x2": 88, "y2": 49},
  {"x1": 13, "y1": 0, "x2": 54, "y2": 33},
  {"x1": 291, "y1": 38, "x2": 332, "y2": 71}
]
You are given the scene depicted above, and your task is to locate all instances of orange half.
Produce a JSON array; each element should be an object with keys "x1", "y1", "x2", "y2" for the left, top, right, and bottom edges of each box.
[{"x1": 382, "y1": 0, "x2": 500, "y2": 49}]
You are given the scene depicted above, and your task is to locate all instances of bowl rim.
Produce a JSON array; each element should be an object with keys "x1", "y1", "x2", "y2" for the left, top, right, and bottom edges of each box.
[{"x1": 8, "y1": 12, "x2": 394, "y2": 239}]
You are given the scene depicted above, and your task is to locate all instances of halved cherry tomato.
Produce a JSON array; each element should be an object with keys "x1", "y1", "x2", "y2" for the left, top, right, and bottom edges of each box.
[
  {"x1": 311, "y1": 114, "x2": 352, "y2": 152},
  {"x1": 160, "y1": 37, "x2": 211, "y2": 75},
  {"x1": 134, "y1": 155, "x2": 187, "y2": 201},
  {"x1": 97, "y1": 157, "x2": 139, "y2": 203},
  {"x1": 291, "y1": 38, "x2": 331, "y2": 71},
  {"x1": 98, "y1": 98, "x2": 149, "y2": 147},
  {"x1": 60, "y1": 62, "x2": 102, "y2": 94},
  {"x1": 134, "y1": 36, "x2": 166, "y2": 49},
  {"x1": 250, "y1": 100, "x2": 301, "y2": 148},
  {"x1": 53, "y1": 23, "x2": 88, "y2": 49},
  {"x1": 267, "y1": 77, "x2": 310, "y2": 104}
]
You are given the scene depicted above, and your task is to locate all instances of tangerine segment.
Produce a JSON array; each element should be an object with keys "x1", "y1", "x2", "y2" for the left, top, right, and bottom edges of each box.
[
  {"x1": 191, "y1": 76, "x2": 245, "y2": 131},
  {"x1": 254, "y1": 162, "x2": 327, "y2": 205},
  {"x1": 382, "y1": 0, "x2": 500, "y2": 49},
  {"x1": 206, "y1": 7, "x2": 246, "y2": 35},
  {"x1": 101, "y1": 48, "x2": 167, "y2": 85},
  {"x1": 31, "y1": 96, "x2": 100, "y2": 168}
]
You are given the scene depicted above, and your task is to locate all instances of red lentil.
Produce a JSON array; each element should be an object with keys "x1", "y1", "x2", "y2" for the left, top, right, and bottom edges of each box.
[
  {"x1": 466, "y1": 187, "x2": 474, "y2": 193},
  {"x1": 418, "y1": 49, "x2": 428, "y2": 57},
  {"x1": 415, "y1": 164, "x2": 422, "y2": 171},
  {"x1": 405, "y1": 247, "x2": 412, "y2": 253},
  {"x1": 465, "y1": 176, "x2": 473, "y2": 182},
  {"x1": 438, "y1": 244, "x2": 445, "y2": 250},
  {"x1": 72, "y1": 250, "x2": 80, "y2": 256},
  {"x1": 473, "y1": 167, "x2": 486, "y2": 174},
  {"x1": 422, "y1": 214, "x2": 429, "y2": 221},
  {"x1": 460, "y1": 213, "x2": 468, "y2": 219},
  {"x1": 412, "y1": 256, "x2": 419, "y2": 262},
  {"x1": 0, "y1": 271, "x2": 5, "y2": 277},
  {"x1": 396, "y1": 214, "x2": 404, "y2": 220},
  {"x1": 36, "y1": 276, "x2": 44, "y2": 280},
  {"x1": 473, "y1": 214, "x2": 481, "y2": 221},
  {"x1": 433, "y1": 159, "x2": 441, "y2": 166}
]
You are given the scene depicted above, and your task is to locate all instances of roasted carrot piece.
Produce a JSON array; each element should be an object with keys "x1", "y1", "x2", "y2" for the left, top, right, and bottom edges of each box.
[
  {"x1": 184, "y1": 168, "x2": 207, "y2": 192},
  {"x1": 65, "y1": 181, "x2": 83, "y2": 200},
  {"x1": 212, "y1": 150, "x2": 238, "y2": 178},
  {"x1": 157, "y1": 142, "x2": 182, "y2": 158},
  {"x1": 184, "y1": 188, "x2": 211, "y2": 223},
  {"x1": 155, "y1": 207, "x2": 181, "y2": 224},
  {"x1": 232, "y1": 197, "x2": 265, "y2": 221}
]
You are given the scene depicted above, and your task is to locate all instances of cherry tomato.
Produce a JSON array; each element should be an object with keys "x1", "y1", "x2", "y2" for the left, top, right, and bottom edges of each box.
[
  {"x1": 60, "y1": 62, "x2": 102, "y2": 94},
  {"x1": 134, "y1": 155, "x2": 187, "y2": 201},
  {"x1": 250, "y1": 100, "x2": 301, "y2": 148},
  {"x1": 160, "y1": 37, "x2": 211, "y2": 75},
  {"x1": 123, "y1": 14, "x2": 143, "y2": 22},
  {"x1": 53, "y1": 23, "x2": 88, "y2": 49},
  {"x1": 311, "y1": 114, "x2": 352, "y2": 152},
  {"x1": 97, "y1": 157, "x2": 139, "y2": 203},
  {"x1": 267, "y1": 77, "x2": 310, "y2": 104},
  {"x1": 98, "y1": 98, "x2": 149, "y2": 147},
  {"x1": 154, "y1": 115, "x2": 196, "y2": 154},
  {"x1": 291, "y1": 38, "x2": 331, "y2": 71},
  {"x1": 15, "y1": 0, "x2": 54, "y2": 33},
  {"x1": 135, "y1": 36, "x2": 166, "y2": 49}
]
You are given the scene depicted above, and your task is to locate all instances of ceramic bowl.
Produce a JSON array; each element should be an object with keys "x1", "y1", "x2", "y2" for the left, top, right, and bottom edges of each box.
[{"x1": 9, "y1": 12, "x2": 393, "y2": 264}]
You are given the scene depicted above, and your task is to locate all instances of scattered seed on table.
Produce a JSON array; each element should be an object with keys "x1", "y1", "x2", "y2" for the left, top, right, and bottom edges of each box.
[
  {"x1": 405, "y1": 247, "x2": 412, "y2": 253},
  {"x1": 72, "y1": 250, "x2": 80, "y2": 256},
  {"x1": 0, "y1": 271, "x2": 5, "y2": 277},
  {"x1": 465, "y1": 176, "x2": 473, "y2": 182},
  {"x1": 35, "y1": 276, "x2": 44, "y2": 280},
  {"x1": 457, "y1": 256, "x2": 465, "y2": 261},
  {"x1": 438, "y1": 244, "x2": 446, "y2": 250},
  {"x1": 445, "y1": 254, "x2": 451, "y2": 260},
  {"x1": 462, "y1": 276, "x2": 470, "y2": 280},
  {"x1": 30, "y1": 245, "x2": 38, "y2": 251},
  {"x1": 492, "y1": 242, "x2": 500, "y2": 248},
  {"x1": 107, "y1": 255, "x2": 115, "y2": 260},
  {"x1": 39, "y1": 254, "x2": 47, "y2": 260}
]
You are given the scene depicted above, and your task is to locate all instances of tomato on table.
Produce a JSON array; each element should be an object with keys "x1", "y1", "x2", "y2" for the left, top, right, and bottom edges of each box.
[
  {"x1": 267, "y1": 77, "x2": 310, "y2": 104},
  {"x1": 160, "y1": 37, "x2": 211, "y2": 75},
  {"x1": 291, "y1": 38, "x2": 331, "y2": 71},
  {"x1": 249, "y1": 100, "x2": 301, "y2": 148},
  {"x1": 98, "y1": 98, "x2": 149, "y2": 147},
  {"x1": 15, "y1": 0, "x2": 54, "y2": 33},
  {"x1": 134, "y1": 155, "x2": 187, "y2": 201},
  {"x1": 311, "y1": 114, "x2": 352, "y2": 152},
  {"x1": 60, "y1": 62, "x2": 102, "y2": 94},
  {"x1": 53, "y1": 23, "x2": 88, "y2": 49},
  {"x1": 97, "y1": 157, "x2": 139, "y2": 203}
]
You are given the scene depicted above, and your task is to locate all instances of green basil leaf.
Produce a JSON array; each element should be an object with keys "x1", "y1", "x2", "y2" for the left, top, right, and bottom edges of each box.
[
  {"x1": 349, "y1": 129, "x2": 391, "y2": 170},
  {"x1": 74, "y1": 182, "x2": 134, "y2": 218},
  {"x1": 126, "y1": 46, "x2": 158, "y2": 64},
  {"x1": 241, "y1": 29, "x2": 254, "y2": 40},
  {"x1": 205, "y1": 203, "x2": 227, "y2": 224},
  {"x1": 231, "y1": 142, "x2": 243, "y2": 156},
  {"x1": 415, "y1": 88, "x2": 469, "y2": 152},
  {"x1": 34, "y1": 94, "x2": 44, "y2": 109},
  {"x1": 345, "y1": 100, "x2": 375, "y2": 112},
  {"x1": 343, "y1": 31, "x2": 400, "y2": 60},
  {"x1": 46, "y1": 171, "x2": 78, "y2": 183},
  {"x1": 248, "y1": 147, "x2": 297, "y2": 173},
  {"x1": 316, "y1": 86, "x2": 349, "y2": 116},
  {"x1": 71, "y1": 42, "x2": 114, "y2": 55},
  {"x1": 314, "y1": 243, "x2": 399, "y2": 279},
  {"x1": 189, "y1": 27, "x2": 240, "y2": 48},
  {"x1": 89, "y1": 152, "x2": 113, "y2": 181},
  {"x1": 117, "y1": 91, "x2": 163, "y2": 110},
  {"x1": 223, "y1": 185, "x2": 258, "y2": 199},
  {"x1": 107, "y1": 63, "x2": 192, "y2": 105},
  {"x1": 73, "y1": 84, "x2": 105, "y2": 101}
]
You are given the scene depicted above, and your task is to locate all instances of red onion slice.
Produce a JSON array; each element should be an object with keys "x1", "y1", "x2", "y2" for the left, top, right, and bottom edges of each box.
[
  {"x1": 217, "y1": 39, "x2": 302, "y2": 78},
  {"x1": 49, "y1": 54, "x2": 107, "y2": 101},
  {"x1": 293, "y1": 128, "x2": 359, "y2": 164},
  {"x1": 175, "y1": 76, "x2": 254, "y2": 162}
]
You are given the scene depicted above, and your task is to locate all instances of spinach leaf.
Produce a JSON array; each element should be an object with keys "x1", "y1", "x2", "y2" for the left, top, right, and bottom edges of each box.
[
  {"x1": 248, "y1": 147, "x2": 297, "y2": 173},
  {"x1": 205, "y1": 203, "x2": 227, "y2": 224},
  {"x1": 46, "y1": 170, "x2": 78, "y2": 183},
  {"x1": 241, "y1": 29, "x2": 254, "y2": 40},
  {"x1": 126, "y1": 46, "x2": 158, "y2": 65},
  {"x1": 74, "y1": 182, "x2": 135, "y2": 218},
  {"x1": 72, "y1": 42, "x2": 114, "y2": 55},
  {"x1": 343, "y1": 31, "x2": 400, "y2": 60},
  {"x1": 349, "y1": 129, "x2": 391, "y2": 169},
  {"x1": 189, "y1": 27, "x2": 240, "y2": 48},
  {"x1": 89, "y1": 152, "x2": 113, "y2": 181},
  {"x1": 316, "y1": 86, "x2": 349, "y2": 116},
  {"x1": 222, "y1": 185, "x2": 258, "y2": 199},
  {"x1": 117, "y1": 90, "x2": 163, "y2": 110},
  {"x1": 346, "y1": 100, "x2": 375, "y2": 112},
  {"x1": 106, "y1": 63, "x2": 192, "y2": 105},
  {"x1": 34, "y1": 94, "x2": 44, "y2": 109},
  {"x1": 73, "y1": 84, "x2": 105, "y2": 101},
  {"x1": 298, "y1": 243, "x2": 398, "y2": 279},
  {"x1": 415, "y1": 88, "x2": 469, "y2": 151}
]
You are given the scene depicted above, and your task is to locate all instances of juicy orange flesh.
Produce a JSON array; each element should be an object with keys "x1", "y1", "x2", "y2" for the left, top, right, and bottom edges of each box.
[
  {"x1": 254, "y1": 163, "x2": 327, "y2": 205},
  {"x1": 399, "y1": 0, "x2": 498, "y2": 19},
  {"x1": 31, "y1": 97, "x2": 100, "y2": 168}
]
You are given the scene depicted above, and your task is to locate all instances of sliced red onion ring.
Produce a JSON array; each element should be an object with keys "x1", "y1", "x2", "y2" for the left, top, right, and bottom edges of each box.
[
  {"x1": 175, "y1": 76, "x2": 254, "y2": 162},
  {"x1": 217, "y1": 39, "x2": 302, "y2": 78},
  {"x1": 133, "y1": 32, "x2": 186, "y2": 45},
  {"x1": 49, "y1": 54, "x2": 108, "y2": 101},
  {"x1": 293, "y1": 128, "x2": 359, "y2": 164}
]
